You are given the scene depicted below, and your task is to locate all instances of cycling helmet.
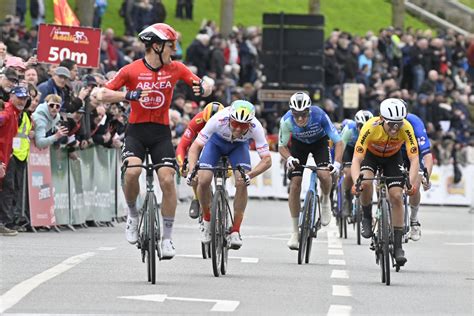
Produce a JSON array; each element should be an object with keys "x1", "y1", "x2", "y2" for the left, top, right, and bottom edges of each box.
[
  {"x1": 354, "y1": 110, "x2": 374, "y2": 124},
  {"x1": 230, "y1": 100, "x2": 255, "y2": 123},
  {"x1": 289, "y1": 92, "x2": 311, "y2": 112},
  {"x1": 138, "y1": 23, "x2": 178, "y2": 45},
  {"x1": 202, "y1": 102, "x2": 224, "y2": 122},
  {"x1": 379, "y1": 98, "x2": 407, "y2": 121}
]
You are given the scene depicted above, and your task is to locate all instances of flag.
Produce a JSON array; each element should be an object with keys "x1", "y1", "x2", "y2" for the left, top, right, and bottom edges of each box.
[{"x1": 53, "y1": 0, "x2": 80, "y2": 26}]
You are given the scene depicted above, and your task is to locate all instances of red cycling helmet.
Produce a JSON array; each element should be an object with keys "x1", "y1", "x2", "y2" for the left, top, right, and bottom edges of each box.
[{"x1": 138, "y1": 23, "x2": 178, "y2": 45}]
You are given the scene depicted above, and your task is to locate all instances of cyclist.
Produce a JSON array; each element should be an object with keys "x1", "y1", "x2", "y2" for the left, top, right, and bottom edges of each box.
[
  {"x1": 279, "y1": 92, "x2": 343, "y2": 250},
  {"x1": 340, "y1": 110, "x2": 374, "y2": 216},
  {"x1": 351, "y1": 98, "x2": 419, "y2": 266},
  {"x1": 95, "y1": 23, "x2": 213, "y2": 259},
  {"x1": 402, "y1": 113, "x2": 433, "y2": 241},
  {"x1": 186, "y1": 100, "x2": 272, "y2": 249},
  {"x1": 176, "y1": 101, "x2": 224, "y2": 218}
]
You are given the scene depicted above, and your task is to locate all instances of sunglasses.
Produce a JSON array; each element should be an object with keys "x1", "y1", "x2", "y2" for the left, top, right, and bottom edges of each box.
[
  {"x1": 385, "y1": 120, "x2": 404, "y2": 130},
  {"x1": 292, "y1": 110, "x2": 310, "y2": 118},
  {"x1": 48, "y1": 103, "x2": 61, "y2": 109},
  {"x1": 230, "y1": 120, "x2": 250, "y2": 130}
]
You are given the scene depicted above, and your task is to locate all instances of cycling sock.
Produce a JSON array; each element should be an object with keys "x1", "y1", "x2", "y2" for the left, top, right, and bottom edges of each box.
[
  {"x1": 292, "y1": 217, "x2": 299, "y2": 234},
  {"x1": 362, "y1": 204, "x2": 372, "y2": 219},
  {"x1": 203, "y1": 206, "x2": 211, "y2": 222},
  {"x1": 232, "y1": 213, "x2": 243, "y2": 233},
  {"x1": 394, "y1": 227, "x2": 404, "y2": 250},
  {"x1": 409, "y1": 204, "x2": 419, "y2": 223},
  {"x1": 162, "y1": 216, "x2": 174, "y2": 240},
  {"x1": 126, "y1": 200, "x2": 138, "y2": 218}
]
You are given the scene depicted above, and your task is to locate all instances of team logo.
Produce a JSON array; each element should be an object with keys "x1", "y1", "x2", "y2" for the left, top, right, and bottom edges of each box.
[
  {"x1": 139, "y1": 90, "x2": 165, "y2": 109},
  {"x1": 356, "y1": 146, "x2": 364, "y2": 153},
  {"x1": 410, "y1": 147, "x2": 417, "y2": 154},
  {"x1": 196, "y1": 118, "x2": 203, "y2": 124}
]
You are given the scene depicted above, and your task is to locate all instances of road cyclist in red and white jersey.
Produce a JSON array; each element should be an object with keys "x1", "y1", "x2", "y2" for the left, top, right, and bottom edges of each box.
[
  {"x1": 186, "y1": 100, "x2": 272, "y2": 249},
  {"x1": 176, "y1": 101, "x2": 225, "y2": 218},
  {"x1": 95, "y1": 23, "x2": 213, "y2": 259}
]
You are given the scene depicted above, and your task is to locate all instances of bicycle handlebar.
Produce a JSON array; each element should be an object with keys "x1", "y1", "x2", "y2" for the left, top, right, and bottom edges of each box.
[
  {"x1": 188, "y1": 163, "x2": 247, "y2": 182},
  {"x1": 355, "y1": 170, "x2": 411, "y2": 193},
  {"x1": 299, "y1": 165, "x2": 333, "y2": 172}
]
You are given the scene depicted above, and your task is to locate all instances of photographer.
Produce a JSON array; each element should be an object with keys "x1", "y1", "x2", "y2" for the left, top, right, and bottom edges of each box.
[{"x1": 31, "y1": 94, "x2": 68, "y2": 149}]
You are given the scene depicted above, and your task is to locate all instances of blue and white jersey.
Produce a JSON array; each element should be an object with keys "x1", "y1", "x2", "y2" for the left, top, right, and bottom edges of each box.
[
  {"x1": 278, "y1": 106, "x2": 341, "y2": 146},
  {"x1": 402, "y1": 113, "x2": 431, "y2": 158},
  {"x1": 340, "y1": 119, "x2": 359, "y2": 148}
]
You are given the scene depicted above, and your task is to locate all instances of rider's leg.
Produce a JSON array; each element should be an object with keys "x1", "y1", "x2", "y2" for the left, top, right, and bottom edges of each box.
[
  {"x1": 289, "y1": 176, "x2": 303, "y2": 232},
  {"x1": 408, "y1": 176, "x2": 422, "y2": 241},
  {"x1": 157, "y1": 166, "x2": 177, "y2": 239},
  {"x1": 197, "y1": 170, "x2": 213, "y2": 221},
  {"x1": 360, "y1": 169, "x2": 375, "y2": 238},
  {"x1": 389, "y1": 186, "x2": 407, "y2": 264},
  {"x1": 343, "y1": 167, "x2": 353, "y2": 215},
  {"x1": 123, "y1": 157, "x2": 143, "y2": 217}
]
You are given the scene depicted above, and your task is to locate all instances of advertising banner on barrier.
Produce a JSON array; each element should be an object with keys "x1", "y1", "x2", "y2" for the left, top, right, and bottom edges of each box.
[
  {"x1": 50, "y1": 147, "x2": 70, "y2": 225},
  {"x1": 37, "y1": 24, "x2": 102, "y2": 68},
  {"x1": 27, "y1": 144, "x2": 55, "y2": 227}
]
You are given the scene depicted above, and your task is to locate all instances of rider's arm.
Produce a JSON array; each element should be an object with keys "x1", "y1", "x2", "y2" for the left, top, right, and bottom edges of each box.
[
  {"x1": 277, "y1": 116, "x2": 292, "y2": 160},
  {"x1": 247, "y1": 121, "x2": 272, "y2": 179},
  {"x1": 187, "y1": 141, "x2": 204, "y2": 173},
  {"x1": 94, "y1": 87, "x2": 127, "y2": 103},
  {"x1": 188, "y1": 114, "x2": 217, "y2": 171},
  {"x1": 403, "y1": 122, "x2": 420, "y2": 187},
  {"x1": 422, "y1": 153, "x2": 433, "y2": 178},
  {"x1": 247, "y1": 154, "x2": 271, "y2": 179},
  {"x1": 340, "y1": 125, "x2": 353, "y2": 148},
  {"x1": 176, "y1": 116, "x2": 200, "y2": 166},
  {"x1": 177, "y1": 62, "x2": 214, "y2": 97},
  {"x1": 351, "y1": 123, "x2": 371, "y2": 183}
]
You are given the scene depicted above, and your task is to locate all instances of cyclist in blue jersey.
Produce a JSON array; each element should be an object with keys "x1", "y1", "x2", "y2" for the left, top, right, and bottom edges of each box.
[
  {"x1": 278, "y1": 92, "x2": 343, "y2": 250},
  {"x1": 340, "y1": 110, "x2": 374, "y2": 215},
  {"x1": 401, "y1": 113, "x2": 433, "y2": 241}
]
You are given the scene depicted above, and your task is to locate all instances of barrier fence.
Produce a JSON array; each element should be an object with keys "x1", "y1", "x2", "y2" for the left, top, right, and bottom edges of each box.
[{"x1": 26, "y1": 147, "x2": 474, "y2": 228}]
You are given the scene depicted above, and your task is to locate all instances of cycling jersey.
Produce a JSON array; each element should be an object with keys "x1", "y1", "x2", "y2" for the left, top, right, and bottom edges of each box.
[
  {"x1": 354, "y1": 116, "x2": 418, "y2": 159},
  {"x1": 105, "y1": 58, "x2": 200, "y2": 125},
  {"x1": 402, "y1": 113, "x2": 431, "y2": 157},
  {"x1": 340, "y1": 119, "x2": 359, "y2": 148},
  {"x1": 176, "y1": 111, "x2": 206, "y2": 164},
  {"x1": 196, "y1": 107, "x2": 270, "y2": 157},
  {"x1": 278, "y1": 106, "x2": 341, "y2": 147}
]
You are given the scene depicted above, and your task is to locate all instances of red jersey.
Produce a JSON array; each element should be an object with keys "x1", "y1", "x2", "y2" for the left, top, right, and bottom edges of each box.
[
  {"x1": 0, "y1": 102, "x2": 21, "y2": 170},
  {"x1": 176, "y1": 111, "x2": 206, "y2": 164},
  {"x1": 105, "y1": 59, "x2": 200, "y2": 125}
]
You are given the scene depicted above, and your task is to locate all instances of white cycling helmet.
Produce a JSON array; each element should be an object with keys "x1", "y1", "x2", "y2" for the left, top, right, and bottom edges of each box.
[
  {"x1": 379, "y1": 98, "x2": 407, "y2": 121},
  {"x1": 354, "y1": 110, "x2": 374, "y2": 124},
  {"x1": 289, "y1": 92, "x2": 311, "y2": 112},
  {"x1": 230, "y1": 100, "x2": 255, "y2": 123}
]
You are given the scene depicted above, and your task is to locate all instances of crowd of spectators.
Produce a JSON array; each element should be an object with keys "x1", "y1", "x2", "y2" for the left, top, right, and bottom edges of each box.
[{"x1": 1, "y1": 3, "x2": 474, "y2": 233}]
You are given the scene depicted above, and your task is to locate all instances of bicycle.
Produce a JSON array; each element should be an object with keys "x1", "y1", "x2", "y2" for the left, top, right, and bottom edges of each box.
[
  {"x1": 297, "y1": 165, "x2": 331, "y2": 265},
  {"x1": 331, "y1": 163, "x2": 352, "y2": 240},
  {"x1": 189, "y1": 157, "x2": 246, "y2": 277},
  {"x1": 121, "y1": 155, "x2": 176, "y2": 284},
  {"x1": 355, "y1": 168, "x2": 410, "y2": 286}
]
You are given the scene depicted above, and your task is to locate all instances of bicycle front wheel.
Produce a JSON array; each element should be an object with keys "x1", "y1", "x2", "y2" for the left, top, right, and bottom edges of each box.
[
  {"x1": 220, "y1": 198, "x2": 232, "y2": 276},
  {"x1": 381, "y1": 199, "x2": 391, "y2": 286},
  {"x1": 298, "y1": 191, "x2": 315, "y2": 265},
  {"x1": 146, "y1": 193, "x2": 157, "y2": 284},
  {"x1": 211, "y1": 191, "x2": 224, "y2": 277}
]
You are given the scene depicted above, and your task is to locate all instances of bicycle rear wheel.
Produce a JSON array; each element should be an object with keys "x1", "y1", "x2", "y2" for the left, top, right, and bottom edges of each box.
[
  {"x1": 298, "y1": 191, "x2": 314, "y2": 265},
  {"x1": 381, "y1": 199, "x2": 391, "y2": 286},
  {"x1": 211, "y1": 191, "x2": 224, "y2": 277},
  {"x1": 146, "y1": 193, "x2": 157, "y2": 284}
]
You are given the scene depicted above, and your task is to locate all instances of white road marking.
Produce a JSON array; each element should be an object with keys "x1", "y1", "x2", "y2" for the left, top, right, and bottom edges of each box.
[
  {"x1": 444, "y1": 242, "x2": 474, "y2": 246},
  {"x1": 331, "y1": 270, "x2": 349, "y2": 279},
  {"x1": 328, "y1": 249, "x2": 344, "y2": 255},
  {"x1": 328, "y1": 243, "x2": 343, "y2": 249},
  {"x1": 328, "y1": 304, "x2": 352, "y2": 316},
  {"x1": 0, "y1": 252, "x2": 96, "y2": 314},
  {"x1": 119, "y1": 294, "x2": 240, "y2": 312},
  {"x1": 176, "y1": 254, "x2": 259, "y2": 263},
  {"x1": 328, "y1": 259, "x2": 346, "y2": 266},
  {"x1": 97, "y1": 247, "x2": 116, "y2": 251},
  {"x1": 332, "y1": 285, "x2": 352, "y2": 297}
]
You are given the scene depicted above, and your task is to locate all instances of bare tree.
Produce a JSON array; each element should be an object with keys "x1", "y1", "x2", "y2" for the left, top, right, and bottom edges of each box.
[
  {"x1": 392, "y1": 0, "x2": 405, "y2": 29},
  {"x1": 76, "y1": 0, "x2": 95, "y2": 27},
  {"x1": 0, "y1": 0, "x2": 16, "y2": 22},
  {"x1": 220, "y1": 0, "x2": 235, "y2": 37},
  {"x1": 309, "y1": 0, "x2": 320, "y2": 14}
]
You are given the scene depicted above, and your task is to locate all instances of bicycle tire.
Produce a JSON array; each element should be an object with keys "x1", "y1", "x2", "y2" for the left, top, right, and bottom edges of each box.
[
  {"x1": 381, "y1": 199, "x2": 391, "y2": 286},
  {"x1": 376, "y1": 211, "x2": 385, "y2": 283},
  {"x1": 221, "y1": 197, "x2": 231, "y2": 275},
  {"x1": 298, "y1": 191, "x2": 314, "y2": 265},
  {"x1": 343, "y1": 215, "x2": 348, "y2": 239},
  {"x1": 305, "y1": 194, "x2": 319, "y2": 264},
  {"x1": 148, "y1": 193, "x2": 157, "y2": 284},
  {"x1": 211, "y1": 191, "x2": 223, "y2": 277}
]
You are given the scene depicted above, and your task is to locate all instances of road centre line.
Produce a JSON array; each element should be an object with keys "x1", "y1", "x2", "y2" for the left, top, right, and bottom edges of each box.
[
  {"x1": 0, "y1": 252, "x2": 96, "y2": 314},
  {"x1": 328, "y1": 249, "x2": 344, "y2": 255},
  {"x1": 332, "y1": 285, "x2": 352, "y2": 297},
  {"x1": 331, "y1": 270, "x2": 349, "y2": 279},
  {"x1": 327, "y1": 304, "x2": 352, "y2": 316},
  {"x1": 176, "y1": 254, "x2": 259, "y2": 263}
]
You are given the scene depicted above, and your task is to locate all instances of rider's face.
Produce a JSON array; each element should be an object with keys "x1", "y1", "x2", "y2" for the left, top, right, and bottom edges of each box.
[
  {"x1": 158, "y1": 41, "x2": 176, "y2": 64},
  {"x1": 292, "y1": 110, "x2": 309, "y2": 127}
]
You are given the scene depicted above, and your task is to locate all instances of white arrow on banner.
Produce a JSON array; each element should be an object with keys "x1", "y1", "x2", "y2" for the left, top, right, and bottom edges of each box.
[{"x1": 119, "y1": 294, "x2": 240, "y2": 312}]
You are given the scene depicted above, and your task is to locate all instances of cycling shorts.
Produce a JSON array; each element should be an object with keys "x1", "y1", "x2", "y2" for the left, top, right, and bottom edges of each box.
[
  {"x1": 121, "y1": 123, "x2": 175, "y2": 169},
  {"x1": 289, "y1": 136, "x2": 330, "y2": 179},
  {"x1": 360, "y1": 150, "x2": 404, "y2": 189},
  {"x1": 342, "y1": 145, "x2": 355, "y2": 165},
  {"x1": 198, "y1": 134, "x2": 251, "y2": 170}
]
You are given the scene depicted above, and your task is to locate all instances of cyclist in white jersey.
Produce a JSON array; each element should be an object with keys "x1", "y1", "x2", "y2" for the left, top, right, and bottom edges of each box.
[{"x1": 186, "y1": 100, "x2": 272, "y2": 249}]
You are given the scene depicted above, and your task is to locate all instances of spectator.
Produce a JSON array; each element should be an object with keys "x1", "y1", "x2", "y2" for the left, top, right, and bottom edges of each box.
[
  {"x1": 37, "y1": 66, "x2": 70, "y2": 104},
  {"x1": 93, "y1": 0, "x2": 108, "y2": 28},
  {"x1": 32, "y1": 94, "x2": 68, "y2": 149},
  {"x1": 0, "y1": 68, "x2": 19, "y2": 102},
  {"x1": 24, "y1": 66, "x2": 39, "y2": 86},
  {"x1": 0, "y1": 85, "x2": 30, "y2": 236},
  {"x1": 186, "y1": 33, "x2": 210, "y2": 77}
]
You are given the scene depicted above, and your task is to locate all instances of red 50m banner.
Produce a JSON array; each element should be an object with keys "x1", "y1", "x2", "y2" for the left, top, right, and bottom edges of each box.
[{"x1": 37, "y1": 24, "x2": 102, "y2": 68}]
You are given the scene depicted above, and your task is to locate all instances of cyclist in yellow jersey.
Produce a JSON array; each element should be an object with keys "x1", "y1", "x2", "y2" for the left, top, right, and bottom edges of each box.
[{"x1": 351, "y1": 98, "x2": 419, "y2": 266}]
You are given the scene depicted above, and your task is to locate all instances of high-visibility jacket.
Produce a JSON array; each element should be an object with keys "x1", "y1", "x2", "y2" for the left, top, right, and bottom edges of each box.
[{"x1": 12, "y1": 112, "x2": 32, "y2": 162}]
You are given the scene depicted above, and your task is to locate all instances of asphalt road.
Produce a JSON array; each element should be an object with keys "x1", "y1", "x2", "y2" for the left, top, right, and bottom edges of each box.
[{"x1": 1, "y1": 199, "x2": 473, "y2": 315}]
